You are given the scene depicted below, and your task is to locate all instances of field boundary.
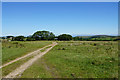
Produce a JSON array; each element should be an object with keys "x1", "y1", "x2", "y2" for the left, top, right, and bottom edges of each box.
[{"x1": 0, "y1": 42, "x2": 54, "y2": 69}]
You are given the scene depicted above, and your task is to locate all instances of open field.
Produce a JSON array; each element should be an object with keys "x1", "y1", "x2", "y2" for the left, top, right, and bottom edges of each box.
[
  {"x1": 1, "y1": 41, "x2": 118, "y2": 78},
  {"x1": 4, "y1": 42, "x2": 57, "y2": 78},
  {"x1": 2, "y1": 53, "x2": 34, "y2": 77},
  {"x1": 2, "y1": 41, "x2": 54, "y2": 77},
  {"x1": 2, "y1": 41, "x2": 52, "y2": 64},
  {"x1": 20, "y1": 41, "x2": 118, "y2": 78},
  {"x1": 2, "y1": 1, "x2": 118, "y2": 79}
]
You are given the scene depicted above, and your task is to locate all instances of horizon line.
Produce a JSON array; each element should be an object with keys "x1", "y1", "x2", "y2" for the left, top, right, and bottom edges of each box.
[{"x1": 1, "y1": 34, "x2": 118, "y2": 37}]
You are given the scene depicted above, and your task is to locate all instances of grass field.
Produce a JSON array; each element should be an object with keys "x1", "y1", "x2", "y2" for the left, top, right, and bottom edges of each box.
[
  {"x1": 2, "y1": 41, "x2": 52, "y2": 64},
  {"x1": 2, "y1": 54, "x2": 34, "y2": 77},
  {"x1": 20, "y1": 41, "x2": 118, "y2": 78}
]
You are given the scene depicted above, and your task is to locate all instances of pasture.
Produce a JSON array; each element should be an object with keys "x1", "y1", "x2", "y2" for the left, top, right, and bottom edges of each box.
[
  {"x1": 2, "y1": 41, "x2": 52, "y2": 64},
  {"x1": 20, "y1": 41, "x2": 118, "y2": 78}
]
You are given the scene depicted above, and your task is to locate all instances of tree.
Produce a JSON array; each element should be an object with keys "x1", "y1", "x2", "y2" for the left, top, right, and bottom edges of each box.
[
  {"x1": 26, "y1": 35, "x2": 34, "y2": 41},
  {"x1": 2, "y1": 37, "x2": 5, "y2": 39},
  {"x1": 6, "y1": 36, "x2": 14, "y2": 38},
  {"x1": 73, "y1": 37, "x2": 80, "y2": 41},
  {"x1": 48, "y1": 32, "x2": 55, "y2": 40},
  {"x1": 14, "y1": 36, "x2": 25, "y2": 41},
  {"x1": 6, "y1": 36, "x2": 14, "y2": 41},
  {"x1": 58, "y1": 34, "x2": 72, "y2": 41},
  {"x1": 32, "y1": 31, "x2": 55, "y2": 40}
]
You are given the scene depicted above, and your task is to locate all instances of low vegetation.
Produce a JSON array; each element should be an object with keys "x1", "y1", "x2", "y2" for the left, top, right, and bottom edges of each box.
[
  {"x1": 2, "y1": 54, "x2": 34, "y2": 77},
  {"x1": 20, "y1": 41, "x2": 118, "y2": 78},
  {"x1": 1, "y1": 30, "x2": 118, "y2": 78},
  {"x1": 2, "y1": 41, "x2": 52, "y2": 64}
]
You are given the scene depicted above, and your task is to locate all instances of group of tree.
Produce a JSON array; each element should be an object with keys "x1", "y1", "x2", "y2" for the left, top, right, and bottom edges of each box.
[
  {"x1": 2, "y1": 31, "x2": 118, "y2": 41},
  {"x1": 4, "y1": 31, "x2": 73, "y2": 41}
]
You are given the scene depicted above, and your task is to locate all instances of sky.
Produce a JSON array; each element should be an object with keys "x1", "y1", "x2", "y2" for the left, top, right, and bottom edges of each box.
[
  {"x1": 2, "y1": 0, "x2": 120, "y2": 2},
  {"x1": 2, "y1": 2, "x2": 118, "y2": 36}
]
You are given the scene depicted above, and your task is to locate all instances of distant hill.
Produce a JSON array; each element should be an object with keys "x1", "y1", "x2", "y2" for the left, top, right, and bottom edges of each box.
[
  {"x1": 76, "y1": 35, "x2": 118, "y2": 38},
  {"x1": 90, "y1": 35, "x2": 117, "y2": 38},
  {"x1": 73, "y1": 35, "x2": 118, "y2": 41}
]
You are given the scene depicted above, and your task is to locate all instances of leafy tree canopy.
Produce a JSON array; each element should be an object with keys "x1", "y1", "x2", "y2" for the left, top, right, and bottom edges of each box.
[
  {"x1": 58, "y1": 34, "x2": 72, "y2": 41},
  {"x1": 14, "y1": 36, "x2": 25, "y2": 41},
  {"x1": 6, "y1": 36, "x2": 14, "y2": 38},
  {"x1": 32, "y1": 31, "x2": 55, "y2": 40}
]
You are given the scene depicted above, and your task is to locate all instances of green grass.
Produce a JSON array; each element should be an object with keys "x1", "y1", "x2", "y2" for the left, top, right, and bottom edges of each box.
[
  {"x1": 2, "y1": 54, "x2": 34, "y2": 77},
  {"x1": 40, "y1": 46, "x2": 52, "y2": 52},
  {"x1": 20, "y1": 58, "x2": 54, "y2": 78},
  {"x1": 2, "y1": 41, "x2": 52, "y2": 64},
  {"x1": 2, "y1": 42, "x2": 52, "y2": 77},
  {"x1": 20, "y1": 41, "x2": 118, "y2": 78}
]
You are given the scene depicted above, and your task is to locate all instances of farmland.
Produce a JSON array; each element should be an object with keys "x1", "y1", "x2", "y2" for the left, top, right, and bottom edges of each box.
[{"x1": 19, "y1": 41, "x2": 118, "y2": 78}]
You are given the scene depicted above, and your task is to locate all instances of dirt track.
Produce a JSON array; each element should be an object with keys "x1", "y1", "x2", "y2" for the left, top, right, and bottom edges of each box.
[
  {"x1": 4, "y1": 42, "x2": 57, "y2": 78},
  {"x1": 0, "y1": 43, "x2": 53, "y2": 69}
]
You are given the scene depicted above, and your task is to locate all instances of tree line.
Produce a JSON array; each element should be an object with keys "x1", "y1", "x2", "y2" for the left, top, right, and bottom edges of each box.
[
  {"x1": 2, "y1": 31, "x2": 72, "y2": 41},
  {"x1": 1, "y1": 30, "x2": 118, "y2": 41}
]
